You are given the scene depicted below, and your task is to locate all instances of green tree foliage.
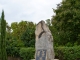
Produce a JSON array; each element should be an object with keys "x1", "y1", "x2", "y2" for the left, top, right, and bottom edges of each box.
[
  {"x1": 6, "y1": 23, "x2": 12, "y2": 43},
  {"x1": 21, "y1": 22, "x2": 35, "y2": 47},
  {"x1": 6, "y1": 21, "x2": 35, "y2": 57},
  {"x1": 46, "y1": 19, "x2": 51, "y2": 27},
  {"x1": 10, "y1": 21, "x2": 35, "y2": 47},
  {"x1": 11, "y1": 21, "x2": 27, "y2": 40},
  {"x1": 6, "y1": 25, "x2": 24, "y2": 57},
  {"x1": 51, "y1": 0, "x2": 80, "y2": 46},
  {"x1": 6, "y1": 21, "x2": 27, "y2": 57},
  {"x1": 0, "y1": 10, "x2": 7, "y2": 60},
  {"x1": 0, "y1": 18, "x2": 1, "y2": 59},
  {"x1": 55, "y1": 46, "x2": 80, "y2": 60},
  {"x1": 0, "y1": 18, "x2": 1, "y2": 36}
]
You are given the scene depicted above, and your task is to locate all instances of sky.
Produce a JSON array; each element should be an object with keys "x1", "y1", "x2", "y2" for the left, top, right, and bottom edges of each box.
[{"x1": 0, "y1": 0, "x2": 62, "y2": 25}]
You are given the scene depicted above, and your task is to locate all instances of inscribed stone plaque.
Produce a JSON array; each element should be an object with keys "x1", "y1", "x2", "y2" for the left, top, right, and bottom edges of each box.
[{"x1": 36, "y1": 49, "x2": 46, "y2": 60}]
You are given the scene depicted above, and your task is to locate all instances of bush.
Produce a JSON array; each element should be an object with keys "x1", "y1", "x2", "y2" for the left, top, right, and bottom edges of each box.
[
  {"x1": 6, "y1": 46, "x2": 20, "y2": 57},
  {"x1": 19, "y1": 47, "x2": 35, "y2": 60},
  {"x1": 7, "y1": 46, "x2": 80, "y2": 60},
  {"x1": 6, "y1": 39, "x2": 24, "y2": 57},
  {"x1": 54, "y1": 46, "x2": 80, "y2": 60}
]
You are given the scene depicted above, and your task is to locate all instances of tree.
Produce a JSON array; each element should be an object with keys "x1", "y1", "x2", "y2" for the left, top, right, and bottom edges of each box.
[
  {"x1": 0, "y1": 10, "x2": 7, "y2": 60},
  {"x1": 6, "y1": 22, "x2": 25, "y2": 57},
  {"x1": 52, "y1": 0, "x2": 80, "y2": 46},
  {"x1": 11, "y1": 21, "x2": 28, "y2": 40},
  {"x1": 46, "y1": 19, "x2": 51, "y2": 27},
  {"x1": 21, "y1": 22, "x2": 35, "y2": 47},
  {"x1": 11, "y1": 21, "x2": 35, "y2": 47},
  {"x1": 0, "y1": 18, "x2": 1, "y2": 59},
  {"x1": 6, "y1": 21, "x2": 35, "y2": 57},
  {"x1": 0, "y1": 18, "x2": 1, "y2": 36}
]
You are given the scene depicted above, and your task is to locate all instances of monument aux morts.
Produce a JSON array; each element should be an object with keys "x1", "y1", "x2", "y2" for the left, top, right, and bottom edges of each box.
[{"x1": 35, "y1": 20, "x2": 54, "y2": 60}]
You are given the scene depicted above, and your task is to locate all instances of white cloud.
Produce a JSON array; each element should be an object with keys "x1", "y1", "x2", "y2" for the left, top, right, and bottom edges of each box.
[{"x1": 0, "y1": 0, "x2": 62, "y2": 24}]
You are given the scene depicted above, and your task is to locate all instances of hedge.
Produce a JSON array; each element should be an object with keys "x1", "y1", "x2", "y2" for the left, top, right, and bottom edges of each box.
[
  {"x1": 19, "y1": 47, "x2": 35, "y2": 60},
  {"x1": 54, "y1": 46, "x2": 80, "y2": 60},
  {"x1": 6, "y1": 46, "x2": 20, "y2": 57},
  {"x1": 7, "y1": 46, "x2": 80, "y2": 60}
]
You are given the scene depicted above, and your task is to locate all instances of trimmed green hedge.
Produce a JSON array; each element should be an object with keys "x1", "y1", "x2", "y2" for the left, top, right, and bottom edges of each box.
[
  {"x1": 7, "y1": 46, "x2": 80, "y2": 60},
  {"x1": 19, "y1": 47, "x2": 35, "y2": 60},
  {"x1": 54, "y1": 46, "x2": 80, "y2": 60}
]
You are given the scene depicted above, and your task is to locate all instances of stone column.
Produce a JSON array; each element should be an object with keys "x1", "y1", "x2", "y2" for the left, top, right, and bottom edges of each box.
[{"x1": 35, "y1": 20, "x2": 54, "y2": 60}]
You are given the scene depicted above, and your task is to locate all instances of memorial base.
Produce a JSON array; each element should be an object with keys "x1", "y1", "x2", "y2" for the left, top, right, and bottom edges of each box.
[{"x1": 31, "y1": 59, "x2": 59, "y2": 60}]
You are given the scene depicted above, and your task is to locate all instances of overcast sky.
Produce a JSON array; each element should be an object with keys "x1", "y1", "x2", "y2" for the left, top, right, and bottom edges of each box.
[{"x1": 0, "y1": 0, "x2": 62, "y2": 24}]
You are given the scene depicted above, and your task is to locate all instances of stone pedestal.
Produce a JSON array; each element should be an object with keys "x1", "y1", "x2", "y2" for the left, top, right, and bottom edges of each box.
[
  {"x1": 35, "y1": 21, "x2": 54, "y2": 60},
  {"x1": 31, "y1": 59, "x2": 59, "y2": 60}
]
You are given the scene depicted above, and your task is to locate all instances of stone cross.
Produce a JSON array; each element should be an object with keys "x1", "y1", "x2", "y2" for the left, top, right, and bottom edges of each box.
[{"x1": 35, "y1": 20, "x2": 54, "y2": 60}]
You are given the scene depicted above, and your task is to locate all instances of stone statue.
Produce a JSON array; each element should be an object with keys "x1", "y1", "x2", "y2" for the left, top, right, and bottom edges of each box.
[{"x1": 35, "y1": 20, "x2": 54, "y2": 60}]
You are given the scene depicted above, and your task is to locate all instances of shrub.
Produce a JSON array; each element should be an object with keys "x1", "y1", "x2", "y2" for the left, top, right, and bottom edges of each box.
[
  {"x1": 54, "y1": 46, "x2": 80, "y2": 60},
  {"x1": 6, "y1": 39, "x2": 24, "y2": 57},
  {"x1": 7, "y1": 46, "x2": 80, "y2": 60},
  {"x1": 19, "y1": 47, "x2": 35, "y2": 60},
  {"x1": 6, "y1": 46, "x2": 20, "y2": 57}
]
